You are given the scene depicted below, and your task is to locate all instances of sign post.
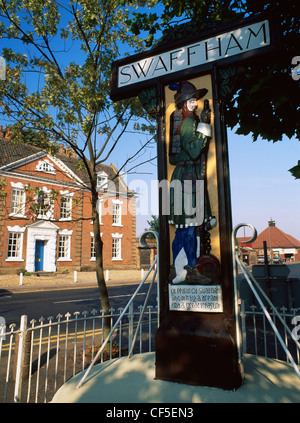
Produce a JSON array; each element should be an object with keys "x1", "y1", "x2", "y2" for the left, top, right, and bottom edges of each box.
[{"x1": 111, "y1": 14, "x2": 279, "y2": 390}]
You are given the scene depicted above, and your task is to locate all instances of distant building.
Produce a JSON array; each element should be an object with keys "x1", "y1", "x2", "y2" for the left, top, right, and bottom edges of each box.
[
  {"x1": 0, "y1": 129, "x2": 137, "y2": 274},
  {"x1": 235, "y1": 237, "x2": 256, "y2": 265},
  {"x1": 251, "y1": 220, "x2": 300, "y2": 263}
]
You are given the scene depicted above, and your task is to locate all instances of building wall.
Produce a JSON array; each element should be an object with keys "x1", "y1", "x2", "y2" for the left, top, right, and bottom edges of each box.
[
  {"x1": 79, "y1": 191, "x2": 137, "y2": 271},
  {"x1": 0, "y1": 157, "x2": 137, "y2": 273}
]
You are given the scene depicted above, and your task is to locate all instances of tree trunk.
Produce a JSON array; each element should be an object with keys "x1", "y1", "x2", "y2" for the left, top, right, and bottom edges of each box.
[{"x1": 91, "y1": 190, "x2": 111, "y2": 342}]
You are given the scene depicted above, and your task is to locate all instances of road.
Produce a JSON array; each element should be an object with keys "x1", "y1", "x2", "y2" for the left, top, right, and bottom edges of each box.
[
  {"x1": 1, "y1": 262, "x2": 299, "y2": 327},
  {"x1": 0, "y1": 281, "x2": 158, "y2": 404},
  {"x1": 0, "y1": 282, "x2": 158, "y2": 327}
]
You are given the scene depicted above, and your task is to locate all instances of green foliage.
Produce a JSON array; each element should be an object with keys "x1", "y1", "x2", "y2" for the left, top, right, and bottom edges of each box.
[
  {"x1": 8, "y1": 125, "x2": 53, "y2": 148},
  {"x1": 0, "y1": 0, "x2": 158, "y2": 314},
  {"x1": 289, "y1": 161, "x2": 300, "y2": 179},
  {"x1": 145, "y1": 214, "x2": 160, "y2": 236},
  {"x1": 0, "y1": 178, "x2": 7, "y2": 200},
  {"x1": 126, "y1": 0, "x2": 299, "y2": 177},
  {"x1": 0, "y1": 0, "x2": 154, "y2": 158}
]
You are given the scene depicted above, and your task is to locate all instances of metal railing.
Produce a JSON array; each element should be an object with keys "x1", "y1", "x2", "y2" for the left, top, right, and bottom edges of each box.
[
  {"x1": 1, "y1": 226, "x2": 300, "y2": 403},
  {"x1": 0, "y1": 230, "x2": 159, "y2": 403},
  {"x1": 233, "y1": 223, "x2": 300, "y2": 381},
  {"x1": 76, "y1": 230, "x2": 159, "y2": 389},
  {"x1": 240, "y1": 303, "x2": 300, "y2": 365},
  {"x1": 0, "y1": 302, "x2": 158, "y2": 403}
]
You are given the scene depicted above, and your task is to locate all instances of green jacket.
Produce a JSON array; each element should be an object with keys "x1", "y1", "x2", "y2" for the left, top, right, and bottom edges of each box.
[{"x1": 169, "y1": 117, "x2": 211, "y2": 227}]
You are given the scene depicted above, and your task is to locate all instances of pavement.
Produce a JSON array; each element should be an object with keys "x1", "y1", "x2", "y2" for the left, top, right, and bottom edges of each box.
[
  {"x1": 0, "y1": 269, "x2": 151, "y2": 294},
  {"x1": 52, "y1": 352, "x2": 300, "y2": 403},
  {"x1": 0, "y1": 279, "x2": 144, "y2": 295}
]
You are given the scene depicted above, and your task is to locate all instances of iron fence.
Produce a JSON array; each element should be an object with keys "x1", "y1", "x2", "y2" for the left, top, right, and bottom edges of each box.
[
  {"x1": 2, "y1": 302, "x2": 300, "y2": 403},
  {"x1": 240, "y1": 303, "x2": 300, "y2": 365},
  {"x1": 0, "y1": 303, "x2": 158, "y2": 403},
  {"x1": 1, "y1": 226, "x2": 300, "y2": 402}
]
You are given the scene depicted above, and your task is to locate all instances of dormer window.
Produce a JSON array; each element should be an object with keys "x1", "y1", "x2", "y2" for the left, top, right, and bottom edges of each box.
[
  {"x1": 36, "y1": 159, "x2": 56, "y2": 174},
  {"x1": 97, "y1": 171, "x2": 108, "y2": 192}
]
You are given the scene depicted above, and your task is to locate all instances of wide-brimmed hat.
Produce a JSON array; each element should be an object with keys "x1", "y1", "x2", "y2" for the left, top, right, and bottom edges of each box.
[{"x1": 170, "y1": 81, "x2": 207, "y2": 105}]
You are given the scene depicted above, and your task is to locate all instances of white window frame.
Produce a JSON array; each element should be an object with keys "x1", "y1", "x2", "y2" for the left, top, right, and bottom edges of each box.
[
  {"x1": 36, "y1": 159, "x2": 56, "y2": 174},
  {"x1": 36, "y1": 187, "x2": 54, "y2": 220},
  {"x1": 91, "y1": 199, "x2": 104, "y2": 226},
  {"x1": 10, "y1": 182, "x2": 26, "y2": 218},
  {"x1": 98, "y1": 198, "x2": 103, "y2": 225},
  {"x1": 91, "y1": 234, "x2": 96, "y2": 261},
  {"x1": 112, "y1": 233, "x2": 123, "y2": 261},
  {"x1": 112, "y1": 199, "x2": 123, "y2": 227},
  {"x1": 57, "y1": 229, "x2": 73, "y2": 261},
  {"x1": 90, "y1": 231, "x2": 103, "y2": 261},
  {"x1": 97, "y1": 171, "x2": 108, "y2": 192},
  {"x1": 59, "y1": 190, "x2": 73, "y2": 221},
  {"x1": 6, "y1": 225, "x2": 25, "y2": 262}
]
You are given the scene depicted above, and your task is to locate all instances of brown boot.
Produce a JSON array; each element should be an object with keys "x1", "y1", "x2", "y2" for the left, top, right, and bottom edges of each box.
[
  {"x1": 184, "y1": 265, "x2": 212, "y2": 285},
  {"x1": 168, "y1": 265, "x2": 176, "y2": 282}
]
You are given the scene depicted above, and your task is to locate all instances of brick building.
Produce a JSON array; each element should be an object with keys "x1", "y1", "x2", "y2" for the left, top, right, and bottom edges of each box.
[
  {"x1": 238, "y1": 219, "x2": 300, "y2": 263},
  {"x1": 0, "y1": 131, "x2": 137, "y2": 274},
  {"x1": 251, "y1": 219, "x2": 300, "y2": 263}
]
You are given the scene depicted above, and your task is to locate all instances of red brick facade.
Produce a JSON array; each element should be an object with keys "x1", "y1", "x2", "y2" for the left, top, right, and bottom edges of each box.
[
  {"x1": 237, "y1": 220, "x2": 300, "y2": 263},
  {"x1": 0, "y1": 137, "x2": 137, "y2": 274}
]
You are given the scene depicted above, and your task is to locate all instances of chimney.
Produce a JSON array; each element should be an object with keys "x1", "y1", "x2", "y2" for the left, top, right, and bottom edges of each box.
[
  {"x1": 59, "y1": 143, "x2": 66, "y2": 154},
  {"x1": 268, "y1": 219, "x2": 276, "y2": 227},
  {"x1": 66, "y1": 146, "x2": 76, "y2": 158},
  {"x1": 0, "y1": 126, "x2": 3, "y2": 138},
  {"x1": 5, "y1": 127, "x2": 10, "y2": 139}
]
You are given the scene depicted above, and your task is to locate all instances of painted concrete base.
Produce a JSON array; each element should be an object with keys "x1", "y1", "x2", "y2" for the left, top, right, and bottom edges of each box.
[{"x1": 51, "y1": 352, "x2": 300, "y2": 403}]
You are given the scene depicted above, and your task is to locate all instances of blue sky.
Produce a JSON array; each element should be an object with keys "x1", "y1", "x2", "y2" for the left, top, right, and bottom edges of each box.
[
  {"x1": 228, "y1": 131, "x2": 300, "y2": 240},
  {"x1": 1, "y1": 3, "x2": 299, "y2": 242},
  {"x1": 125, "y1": 130, "x2": 300, "y2": 241}
]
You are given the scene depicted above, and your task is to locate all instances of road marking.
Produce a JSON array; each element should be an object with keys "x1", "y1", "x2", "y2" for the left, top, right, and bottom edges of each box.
[
  {"x1": 53, "y1": 293, "x2": 145, "y2": 304},
  {"x1": 53, "y1": 298, "x2": 95, "y2": 304},
  {"x1": 0, "y1": 318, "x2": 158, "y2": 351},
  {"x1": 109, "y1": 293, "x2": 145, "y2": 299}
]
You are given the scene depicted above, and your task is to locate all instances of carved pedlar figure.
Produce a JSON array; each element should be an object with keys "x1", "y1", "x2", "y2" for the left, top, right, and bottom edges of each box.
[{"x1": 168, "y1": 81, "x2": 220, "y2": 285}]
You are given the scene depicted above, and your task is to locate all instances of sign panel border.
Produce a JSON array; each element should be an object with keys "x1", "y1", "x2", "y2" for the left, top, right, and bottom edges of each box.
[{"x1": 110, "y1": 13, "x2": 279, "y2": 101}]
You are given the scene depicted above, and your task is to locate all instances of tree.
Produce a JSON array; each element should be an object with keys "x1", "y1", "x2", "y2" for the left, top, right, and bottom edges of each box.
[
  {"x1": 144, "y1": 214, "x2": 159, "y2": 238},
  {"x1": 127, "y1": 0, "x2": 300, "y2": 176},
  {"x1": 0, "y1": 0, "x2": 157, "y2": 339}
]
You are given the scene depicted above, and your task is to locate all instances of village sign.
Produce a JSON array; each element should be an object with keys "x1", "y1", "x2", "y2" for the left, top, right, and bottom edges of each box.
[{"x1": 111, "y1": 13, "x2": 279, "y2": 390}]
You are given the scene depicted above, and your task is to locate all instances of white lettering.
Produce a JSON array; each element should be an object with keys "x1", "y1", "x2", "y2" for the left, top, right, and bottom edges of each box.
[
  {"x1": 150, "y1": 408, "x2": 194, "y2": 418},
  {"x1": 205, "y1": 37, "x2": 222, "y2": 61},
  {"x1": 292, "y1": 56, "x2": 300, "y2": 81},
  {"x1": 246, "y1": 22, "x2": 268, "y2": 49},
  {"x1": 224, "y1": 33, "x2": 243, "y2": 55},
  {"x1": 106, "y1": 407, "x2": 140, "y2": 421},
  {"x1": 118, "y1": 20, "x2": 270, "y2": 88},
  {"x1": 0, "y1": 316, "x2": 6, "y2": 341},
  {"x1": 187, "y1": 44, "x2": 201, "y2": 66},
  {"x1": 292, "y1": 316, "x2": 300, "y2": 341},
  {"x1": 131, "y1": 58, "x2": 154, "y2": 79},
  {"x1": 119, "y1": 65, "x2": 131, "y2": 84},
  {"x1": 152, "y1": 55, "x2": 168, "y2": 74},
  {"x1": 169, "y1": 284, "x2": 223, "y2": 312}
]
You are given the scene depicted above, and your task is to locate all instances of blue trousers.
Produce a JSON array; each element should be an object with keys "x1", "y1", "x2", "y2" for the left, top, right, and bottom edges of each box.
[{"x1": 172, "y1": 226, "x2": 197, "y2": 268}]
